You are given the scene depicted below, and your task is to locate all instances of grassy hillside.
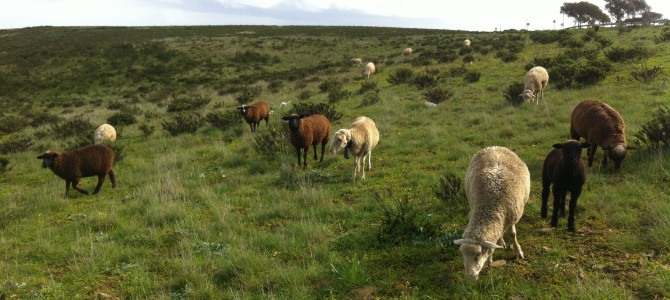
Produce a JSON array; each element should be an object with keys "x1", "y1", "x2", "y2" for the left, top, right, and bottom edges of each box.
[{"x1": 1, "y1": 25, "x2": 670, "y2": 298}]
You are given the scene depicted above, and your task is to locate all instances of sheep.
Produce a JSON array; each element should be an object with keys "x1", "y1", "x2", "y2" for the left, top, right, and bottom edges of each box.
[
  {"x1": 424, "y1": 101, "x2": 438, "y2": 108},
  {"x1": 402, "y1": 47, "x2": 412, "y2": 56},
  {"x1": 364, "y1": 62, "x2": 375, "y2": 79},
  {"x1": 541, "y1": 140, "x2": 591, "y2": 232},
  {"x1": 93, "y1": 123, "x2": 116, "y2": 145},
  {"x1": 279, "y1": 101, "x2": 291, "y2": 108},
  {"x1": 329, "y1": 116, "x2": 379, "y2": 180},
  {"x1": 237, "y1": 101, "x2": 270, "y2": 133},
  {"x1": 351, "y1": 58, "x2": 363, "y2": 66},
  {"x1": 282, "y1": 113, "x2": 330, "y2": 169},
  {"x1": 454, "y1": 146, "x2": 530, "y2": 279},
  {"x1": 37, "y1": 144, "x2": 116, "y2": 197},
  {"x1": 463, "y1": 39, "x2": 471, "y2": 47},
  {"x1": 519, "y1": 66, "x2": 549, "y2": 105},
  {"x1": 570, "y1": 99, "x2": 631, "y2": 170}
]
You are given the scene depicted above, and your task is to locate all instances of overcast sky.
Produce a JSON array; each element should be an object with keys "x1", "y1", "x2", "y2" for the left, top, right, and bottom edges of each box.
[{"x1": 1, "y1": 0, "x2": 669, "y2": 32}]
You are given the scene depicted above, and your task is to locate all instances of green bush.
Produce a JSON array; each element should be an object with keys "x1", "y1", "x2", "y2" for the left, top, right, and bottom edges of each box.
[
  {"x1": 139, "y1": 123, "x2": 155, "y2": 137},
  {"x1": 167, "y1": 94, "x2": 211, "y2": 112},
  {"x1": 423, "y1": 87, "x2": 454, "y2": 105},
  {"x1": 635, "y1": 106, "x2": 670, "y2": 149},
  {"x1": 374, "y1": 189, "x2": 442, "y2": 245},
  {"x1": 413, "y1": 73, "x2": 438, "y2": 89},
  {"x1": 529, "y1": 30, "x2": 563, "y2": 44},
  {"x1": 358, "y1": 81, "x2": 379, "y2": 94},
  {"x1": 0, "y1": 114, "x2": 29, "y2": 135},
  {"x1": 267, "y1": 80, "x2": 284, "y2": 93},
  {"x1": 433, "y1": 172, "x2": 463, "y2": 202},
  {"x1": 630, "y1": 64, "x2": 663, "y2": 84},
  {"x1": 0, "y1": 157, "x2": 9, "y2": 174},
  {"x1": 318, "y1": 78, "x2": 343, "y2": 93},
  {"x1": 462, "y1": 54, "x2": 475, "y2": 64},
  {"x1": 161, "y1": 112, "x2": 204, "y2": 135},
  {"x1": 205, "y1": 110, "x2": 240, "y2": 131},
  {"x1": 447, "y1": 65, "x2": 468, "y2": 77},
  {"x1": 252, "y1": 123, "x2": 291, "y2": 157},
  {"x1": 0, "y1": 134, "x2": 33, "y2": 155},
  {"x1": 504, "y1": 82, "x2": 525, "y2": 106},
  {"x1": 655, "y1": 28, "x2": 670, "y2": 43},
  {"x1": 606, "y1": 46, "x2": 651, "y2": 62},
  {"x1": 359, "y1": 91, "x2": 382, "y2": 107},
  {"x1": 297, "y1": 90, "x2": 312, "y2": 101},
  {"x1": 107, "y1": 112, "x2": 137, "y2": 126},
  {"x1": 235, "y1": 84, "x2": 263, "y2": 105},
  {"x1": 286, "y1": 102, "x2": 343, "y2": 123},
  {"x1": 50, "y1": 116, "x2": 93, "y2": 140},
  {"x1": 327, "y1": 88, "x2": 352, "y2": 103},
  {"x1": 464, "y1": 71, "x2": 481, "y2": 83},
  {"x1": 495, "y1": 50, "x2": 518, "y2": 63},
  {"x1": 387, "y1": 67, "x2": 414, "y2": 85}
]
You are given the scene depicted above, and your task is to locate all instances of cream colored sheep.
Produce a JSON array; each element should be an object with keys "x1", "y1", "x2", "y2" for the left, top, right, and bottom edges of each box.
[
  {"x1": 329, "y1": 116, "x2": 379, "y2": 180},
  {"x1": 364, "y1": 62, "x2": 375, "y2": 79},
  {"x1": 351, "y1": 58, "x2": 362, "y2": 66},
  {"x1": 93, "y1": 124, "x2": 117, "y2": 144},
  {"x1": 463, "y1": 39, "x2": 471, "y2": 47},
  {"x1": 520, "y1": 66, "x2": 549, "y2": 105},
  {"x1": 402, "y1": 48, "x2": 412, "y2": 56}
]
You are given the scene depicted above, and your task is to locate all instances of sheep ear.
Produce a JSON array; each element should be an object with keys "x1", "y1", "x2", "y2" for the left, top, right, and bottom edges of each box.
[
  {"x1": 299, "y1": 114, "x2": 308, "y2": 119},
  {"x1": 281, "y1": 116, "x2": 291, "y2": 121},
  {"x1": 581, "y1": 143, "x2": 591, "y2": 148},
  {"x1": 552, "y1": 143, "x2": 562, "y2": 149},
  {"x1": 453, "y1": 239, "x2": 464, "y2": 246},
  {"x1": 482, "y1": 241, "x2": 503, "y2": 249}
]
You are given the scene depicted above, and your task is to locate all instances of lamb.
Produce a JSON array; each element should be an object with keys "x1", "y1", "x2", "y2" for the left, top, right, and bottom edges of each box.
[
  {"x1": 463, "y1": 39, "x2": 471, "y2": 47},
  {"x1": 454, "y1": 146, "x2": 530, "y2": 279},
  {"x1": 351, "y1": 58, "x2": 363, "y2": 66},
  {"x1": 237, "y1": 101, "x2": 270, "y2": 133},
  {"x1": 541, "y1": 140, "x2": 591, "y2": 232},
  {"x1": 37, "y1": 144, "x2": 117, "y2": 197},
  {"x1": 520, "y1": 66, "x2": 549, "y2": 105},
  {"x1": 282, "y1": 113, "x2": 330, "y2": 169},
  {"x1": 93, "y1": 123, "x2": 116, "y2": 145},
  {"x1": 570, "y1": 99, "x2": 630, "y2": 170},
  {"x1": 402, "y1": 47, "x2": 412, "y2": 56},
  {"x1": 329, "y1": 116, "x2": 379, "y2": 180},
  {"x1": 364, "y1": 62, "x2": 375, "y2": 79}
]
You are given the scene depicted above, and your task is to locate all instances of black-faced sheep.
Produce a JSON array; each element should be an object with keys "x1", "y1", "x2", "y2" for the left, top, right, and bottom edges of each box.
[
  {"x1": 520, "y1": 66, "x2": 549, "y2": 105},
  {"x1": 93, "y1": 123, "x2": 117, "y2": 144},
  {"x1": 282, "y1": 114, "x2": 330, "y2": 169},
  {"x1": 364, "y1": 62, "x2": 376, "y2": 79},
  {"x1": 238, "y1": 101, "x2": 270, "y2": 133},
  {"x1": 329, "y1": 116, "x2": 379, "y2": 180},
  {"x1": 37, "y1": 144, "x2": 116, "y2": 197},
  {"x1": 570, "y1": 99, "x2": 630, "y2": 170},
  {"x1": 541, "y1": 140, "x2": 591, "y2": 232},
  {"x1": 454, "y1": 146, "x2": 530, "y2": 279}
]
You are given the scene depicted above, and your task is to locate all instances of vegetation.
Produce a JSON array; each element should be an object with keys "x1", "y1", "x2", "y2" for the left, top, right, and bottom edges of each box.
[{"x1": 1, "y1": 25, "x2": 670, "y2": 299}]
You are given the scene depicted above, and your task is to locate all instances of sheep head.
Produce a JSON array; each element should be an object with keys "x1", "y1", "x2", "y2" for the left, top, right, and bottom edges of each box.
[
  {"x1": 281, "y1": 114, "x2": 308, "y2": 132},
  {"x1": 552, "y1": 140, "x2": 590, "y2": 164},
  {"x1": 37, "y1": 151, "x2": 58, "y2": 169},
  {"x1": 237, "y1": 105, "x2": 249, "y2": 116},
  {"x1": 453, "y1": 239, "x2": 503, "y2": 279},
  {"x1": 520, "y1": 89, "x2": 535, "y2": 102},
  {"x1": 329, "y1": 129, "x2": 352, "y2": 158},
  {"x1": 607, "y1": 144, "x2": 628, "y2": 170}
]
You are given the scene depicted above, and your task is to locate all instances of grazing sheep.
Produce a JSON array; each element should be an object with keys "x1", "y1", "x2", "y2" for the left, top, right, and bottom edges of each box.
[
  {"x1": 282, "y1": 114, "x2": 330, "y2": 169},
  {"x1": 329, "y1": 116, "x2": 379, "y2": 180},
  {"x1": 541, "y1": 140, "x2": 591, "y2": 232},
  {"x1": 424, "y1": 101, "x2": 438, "y2": 108},
  {"x1": 237, "y1": 101, "x2": 270, "y2": 133},
  {"x1": 364, "y1": 62, "x2": 375, "y2": 79},
  {"x1": 351, "y1": 58, "x2": 363, "y2": 66},
  {"x1": 520, "y1": 66, "x2": 549, "y2": 105},
  {"x1": 463, "y1": 39, "x2": 471, "y2": 47},
  {"x1": 37, "y1": 144, "x2": 116, "y2": 197},
  {"x1": 570, "y1": 99, "x2": 630, "y2": 170},
  {"x1": 93, "y1": 123, "x2": 116, "y2": 145},
  {"x1": 454, "y1": 146, "x2": 530, "y2": 279},
  {"x1": 402, "y1": 48, "x2": 412, "y2": 56}
]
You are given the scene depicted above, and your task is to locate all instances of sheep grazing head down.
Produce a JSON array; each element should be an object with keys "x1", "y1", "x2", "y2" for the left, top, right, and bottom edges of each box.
[
  {"x1": 453, "y1": 239, "x2": 503, "y2": 279},
  {"x1": 608, "y1": 144, "x2": 628, "y2": 169},
  {"x1": 329, "y1": 129, "x2": 353, "y2": 159},
  {"x1": 37, "y1": 151, "x2": 58, "y2": 168},
  {"x1": 520, "y1": 89, "x2": 535, "y2": 102}
]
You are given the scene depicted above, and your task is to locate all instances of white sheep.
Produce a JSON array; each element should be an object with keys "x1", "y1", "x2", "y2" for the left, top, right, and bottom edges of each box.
[
  {"x1": 454, "y1": 146, "x2": 530, "y2": 279},
  {"x1": 364, "y1": 62, "x2": 375, "y2": 79},
  {"x1": 463, "y1": 39, "x2": 471, "y2": 47},
  {"x1": 402, "y1": 48, "x2": 412, "y2": 56},
  {"x1": 351, "y1": 58, "x2": 363, "y2": 66},
  {"x1": 520, "y1": 66, "x2": 549, "y2": 105},
  {"x1": 329, "y1": 116, "x2": 379, "y2": 180},
  {"x1": 93, "y1": 124, "x2": 117, "y2": 145}
]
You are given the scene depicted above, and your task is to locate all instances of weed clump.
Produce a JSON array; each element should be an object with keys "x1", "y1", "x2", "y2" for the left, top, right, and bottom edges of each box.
[
  {"x1": 630, "y1": 64, "x2": 663, "y2": 84},
  {"x1": 235, "y1": 84, "x2": 263, "y2": 105},
  {"x1": 205, "y1": 110, "x2": 240, "y2": 131},
  {"x1": 374, "y1": 189, "x2": 443, "y2": 245},
  {"x1": 606, "y1": 46, "x2": 650, "y2": 62},
  {"x1": 287, "y1": 102, "x2": 343, "y2": 123},
  {"x1": 162, "y1": 112, "x2": 204, "y2": 135},
  {"x1": 387, "y1": 67, "x2": 414, "y2": 85},
  {"x1": 423, "y1": 87, "x2": 454, "y2": 105},
  {"x1": 635, "y1": 105, "x2": 670, "y2": 149},
  {"x1": 359, "y1": 91, "x2": 382, "y2": 107},
  {"x1": 504, "y1": 83, "x2": 525, "y2": 106},
  {"x1": 433, "y1": 172, "x2": 463, "y2": 202},
  {"x1": 107, "y1": 112, "x2": 137, "y2": 126},
  {"x1": 168, "y1": 94, "x2": 211, "y2": 112}
]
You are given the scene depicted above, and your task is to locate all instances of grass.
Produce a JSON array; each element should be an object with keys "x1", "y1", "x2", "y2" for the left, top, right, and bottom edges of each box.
[{"x1": 1, "y1": 24, "x2": 670, "y2": 298}]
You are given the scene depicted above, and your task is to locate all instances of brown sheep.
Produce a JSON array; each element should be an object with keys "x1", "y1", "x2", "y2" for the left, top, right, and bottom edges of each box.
[
  {"x1": 238, "y1": 101, "x2": 270, "y2": 133},
  {"x1": 37, "y1": 144, "x2": 116, "y2": 197},
  {"x1": 282, "y1": 114, "x2": 330, "y2": 169},
  {"x1": 541, "y1": 140, "x2": 590, "y2": 232},
  {"x1": 570, "y1": 99, "x2": 630, "y2": 170}
]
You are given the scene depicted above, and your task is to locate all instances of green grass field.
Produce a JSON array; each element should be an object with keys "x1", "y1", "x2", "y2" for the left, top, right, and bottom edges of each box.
[{"x1": 1, "y1": 25, "x2": 670, "y2": 298}]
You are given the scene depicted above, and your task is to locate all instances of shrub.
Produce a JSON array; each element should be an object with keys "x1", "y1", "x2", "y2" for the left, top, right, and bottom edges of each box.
[
  {"x1": 550, "y1": 57, "x2": 612, "y2": 89},
  {"x1": 231, "y1": 50, "x2": 271, "y2": 65},
  {"x1": 327, "y1": 88, "x2": 352, "y2": 103},
  {"x1": 161, "y1": 112, "x2": 204, "y2": 135},
  {"x1": 495, "y1": 50, "x2": 518, "y2": 63},
  {"x1": 297, "y1": 90, "x2": 312, "y2": 101},
  {"x1": 462, "y1": 54, "x2": 475, "y2": 64},
  {"x1": 286, "y1": 102, "x2": 343, "y2": 123},
  {"x1": 387, "y1": 67, "x2": 414, "y2": 85},
  {"x1": 433, "y1": 172, "x2": 463, "y2": 202},
  {"x1": 205, "y1": 110, "x2": 240, "y2": 131},
  {"x1": 0, "y1": 114, "x2": 29, "y2": 135},
  {"x1": 139, "y1": 123, "x2": 155, "y2": 137},
  {"x1": 447, "y1": 65, "x2": 468, "y2": 77},
  {"x1": 26, "y1": 111, "x2": 62, "y2": 127},
  {"x1": 267, "y1": 80, "x2": 284, "y2": 93},
  {"x1": 413, "y1": 73, "x2": 438, "y2": 89},
  {"x1": 359, "y1": 91, "x2": 382, "y2": 107},
  {"x1": 634, "y1": 105, "x2": 670, "y2": 149},
  {"x1": 558, "y1": 36, "x2": 584, "y2": 48},
  {"x1": 630, "y1": 64, "x2": 663, "y2": 84},
  {"x1": 358, "y1": 81, "x2": 379, "y2": 94},
  {"x1": 655, "y1": 28, "x2": 670, "y2": 43},
  {"x1": 504, "y1": 82, "x2": 525, "y2": 106},
  {"x1": 529, "y1": 30, "x2": 562, "y2": 44},
  {"x1": 167, "y1": 94, "x2": 211, "y2": 112},
  {"x1": 374, "y1": 189, "x2": 442, "y2": 245},
  {"x1": 107, "y1": 112, "x2": 137, "y2": 126},
  {"x1": 423, "y1": 87, "x2": 454, "y2": 105},
  {"x1": 318, "y1": 78, "x2": 343, "y2": 93},
  {"x1": 0, "y1": 134, "x2": 33, "y2": 155},
  {"x1": 50, "y1": 116, "x2": 93, "y2": 140},
  {"x1": 464, "y1": 71, "x2": 481, "y2": 83},
  {"x1": 252, "y1": 123, "x2": 291, "y2": 157},
  {"x1": 235, "y1": 84, "x2": 263, "y2": 105},
  {"x1": 293, "y1": 80, "x2": 307, "y2": 89},
  {"x1": 606, "y1": 46, "x2": 651, "y2": 62},
  {"x1": 0, "y1": 157, "x2": 9, "y2": 174}
]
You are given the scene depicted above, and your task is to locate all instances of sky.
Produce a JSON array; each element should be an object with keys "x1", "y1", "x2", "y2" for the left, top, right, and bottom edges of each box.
[{"x1": 1, "y1": 0, "x2": 669, "y2": 32}]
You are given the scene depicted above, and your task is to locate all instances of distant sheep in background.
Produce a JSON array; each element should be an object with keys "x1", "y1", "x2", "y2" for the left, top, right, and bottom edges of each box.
[
  {"x1": 351, "y1": 58, "x2": 362, "y2": 66},
  {"x1": 93, "y1": 124, "x2": 116, "y2": 145},
  {"x1": 463, "y1": 39, "x2": 471, "y2": 47},
  {"x1": 424, "y1": 101, "x2": 438, "y2": 108},
  {"x1": 570, "y1": 99, "x2": 631, "y2": 170},
  {"x1": 402, "y1": 48, "x2": 412, "y2": 56},
  {"x1": 364, "y1": 62, "x2": 376, "y2": 79},
  {"x1": 454, "y1": 146, "x2": 530, "y2": 279},
  {"x1": 238, "y1": 101, "x2": 270, "y2": 133},
  {"x1": 282, "y1": 114, "x2": 330, "y2": 169},
  {"x1": 37, "y1": 144, "x2": 117, "y2": 197},
  {"x1": 279, "y1": 101, "x2": 291, "y2": 108},
  {"x1": 541, "y1": 140, "x2": 591, "y2": 232},
  {"x1": 520, "y1": 66, "x2": 549, "y2": 105},
  {"x1": 329, "y1": 116, "x2": 379, "y2": 180}
]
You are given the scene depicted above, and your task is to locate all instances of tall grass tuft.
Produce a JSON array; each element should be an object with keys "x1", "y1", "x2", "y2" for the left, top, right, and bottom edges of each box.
[{"x1": 634, "y1": 105, "x2": 670, "y2": 148}]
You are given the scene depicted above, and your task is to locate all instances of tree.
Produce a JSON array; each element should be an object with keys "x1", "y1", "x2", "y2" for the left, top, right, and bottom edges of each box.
[
  {"x1": 641, "y1": 11, "x2": 663, "y2": 25},
  {"x1": 560, "y1": 2, "x2": 611, "y2": 28},
  {"x1": 605, "y1": 0, "x2": 632, "y2": 23}
]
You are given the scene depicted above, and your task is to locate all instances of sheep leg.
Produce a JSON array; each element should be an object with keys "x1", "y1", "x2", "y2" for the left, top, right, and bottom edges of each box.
[
  {"x1": 249, "y1": 123, "x2": 254, "y2": 133},
  {"x1": 567, "y1": 188, "x2": 582, "y2": 232},
  {"x1": 65, "y1": 181, "x2": 72, "y2": 197},
  {"x1": 313, "y1": 144, "x2": 318, "y2": 161},
  {"x1": 551, "y1": 188, "x2": 567, "y2": 227},
  {"x1": 587, "y1": 145, "x2": 598, "y2": 167},
  {"x1": 602, "y1": 150, "x2": 609, "y2": 167},
  {"x1": 360, "y1": 154, "x2": 366, "y2": 179},
  {"x1": 319, "y1": 140, "x2": 327, "y2": 162},
  {"x1": 541, "y1": 178, "x2": 551, "y2": 218},
  {"x1": 295, "y1": 147, "x2": 302, "y2": 168},
  {"x1": 93, "y1": 174, "x2": 106, "y2": 195},
  {"x1": 352, "y1": 157, "x2": 359, "y2": 180},
  {"x1": 303, "y1": 147, "x2": 309, "y2": 169},
  {"x1": 108, "y1": 169, "x2": 117, "y2": 188},
  {"x1": 509, "y1": 224, "x2": 524, "y2": 259},
  {"x1": 71, "y1": 178, "x2": 89, "y2": 195},
  {"x1": 367, "y1": 151, "x2": 372, "y2": 170}
]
